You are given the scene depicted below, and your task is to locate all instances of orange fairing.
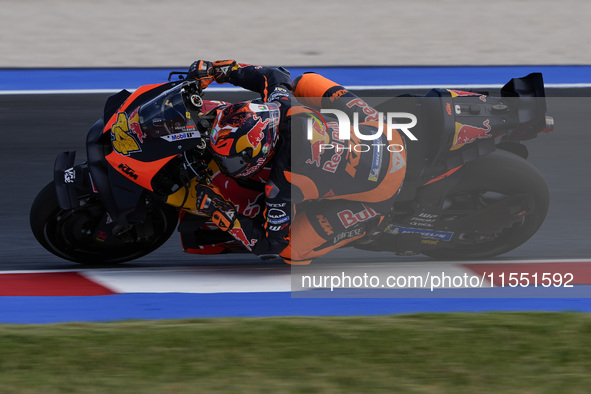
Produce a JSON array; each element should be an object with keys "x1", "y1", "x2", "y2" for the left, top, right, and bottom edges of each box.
[
  {"x1": 105, "y1": 152, "x2": 177, "y2": 191},
  {"x1": 103, "y1": 83, "x2": 168, "y2": 134}
]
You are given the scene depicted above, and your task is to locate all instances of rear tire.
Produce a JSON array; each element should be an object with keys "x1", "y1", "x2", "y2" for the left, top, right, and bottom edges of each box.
[
  {"x1": 30, "y1": 182, "x2": 179, "y2": 265},
  {"x1": 421, "y1": 150, "x2": 549, "y2": 260}
]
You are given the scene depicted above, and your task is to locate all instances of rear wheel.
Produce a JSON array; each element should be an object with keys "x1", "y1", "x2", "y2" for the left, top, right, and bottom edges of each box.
[
  {"x1": 420, "y1": 150, "x2": 549, "y2": 260},
  {"x1": 30, "y1": 182, "x2": 179, "y2": 265}
]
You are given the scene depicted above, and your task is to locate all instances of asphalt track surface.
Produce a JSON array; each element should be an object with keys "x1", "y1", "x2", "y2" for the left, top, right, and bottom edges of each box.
[
  {"x1": 1, "y1": 78, "x2": 591, "y2": 323},
  {"x1": 1, "y1": 87, "x2": 589, "y2": 271}
]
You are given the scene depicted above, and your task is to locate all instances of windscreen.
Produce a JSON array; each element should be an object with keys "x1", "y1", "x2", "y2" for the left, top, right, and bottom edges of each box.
[{"x1": 138, "y1": 85, "x2": 191, "y2": 139}]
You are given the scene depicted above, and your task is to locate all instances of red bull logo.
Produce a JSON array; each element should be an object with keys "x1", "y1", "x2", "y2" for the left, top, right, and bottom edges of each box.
[
  {"x1": 240, "y1": 157, "x2": 267, "y2": 177},
  {"x1": 228, "y1": 224, "x2": 257, "y2": 251},
  {"x1": 337, "y1": 205, "x2": 379, "y2": 229},
  {"x1": 128, "y1": 107, "x2": 146, "y2": 143},
  {"x1": 306, "y1": 115, "x2": 330, "y2": 167},
  {"x1": 452, "y1": 119, "x2": 492, "y2": 149},
  {"x1": 246, "y1": 115, "x2": 269, "y2": 149}
]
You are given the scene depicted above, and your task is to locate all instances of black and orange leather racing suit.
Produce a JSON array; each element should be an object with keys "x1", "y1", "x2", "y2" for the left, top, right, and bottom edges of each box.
[{"x1": 217, "y1": 66, "x2": 407, "y2": 264}]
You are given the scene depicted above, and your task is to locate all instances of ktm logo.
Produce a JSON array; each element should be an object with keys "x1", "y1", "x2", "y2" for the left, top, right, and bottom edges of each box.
[
  {"x1": 329, "y1": 89, "x2": 347, "y2": 102},
  {"x1": 317, "y1": 214, "x2": 334, "y2": 235},
  {"x1": 118, "y1": 163, "x2": 138, "y2": 180}
]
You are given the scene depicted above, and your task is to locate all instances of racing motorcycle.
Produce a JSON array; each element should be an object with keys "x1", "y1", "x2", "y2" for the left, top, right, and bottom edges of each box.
[{"x1": 30, "y1": 70, "x2": 553, "y2": 264}]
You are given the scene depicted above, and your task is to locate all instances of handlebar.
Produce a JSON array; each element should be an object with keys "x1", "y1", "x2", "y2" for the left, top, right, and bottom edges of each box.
[{"x1": 168, "y1": 71, "x2": 188, "y2": 81}]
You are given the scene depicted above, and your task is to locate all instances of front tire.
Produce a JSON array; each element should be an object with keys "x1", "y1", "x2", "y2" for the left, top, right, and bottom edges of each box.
[{"x1": 30, "y1": 182, "x2": 179, "y2": 265}]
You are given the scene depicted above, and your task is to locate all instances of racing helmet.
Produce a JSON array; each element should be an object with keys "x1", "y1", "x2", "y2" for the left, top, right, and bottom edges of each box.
[{"x1": 209, "y1": 101, "x2": 280, "y2": 177}]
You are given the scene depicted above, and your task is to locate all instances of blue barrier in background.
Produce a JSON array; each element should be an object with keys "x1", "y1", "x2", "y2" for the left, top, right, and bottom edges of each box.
[{"x1": 1, "y1": 65, "x2": 591, "y2": 91}]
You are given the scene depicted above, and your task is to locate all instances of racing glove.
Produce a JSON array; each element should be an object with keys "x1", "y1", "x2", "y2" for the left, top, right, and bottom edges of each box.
[
  {"x1": 195, "y1": 184, "x2": 236, "y2": 231},
  {"x1": 187, "y1": 60, "x2": 239, "y2": 89}
]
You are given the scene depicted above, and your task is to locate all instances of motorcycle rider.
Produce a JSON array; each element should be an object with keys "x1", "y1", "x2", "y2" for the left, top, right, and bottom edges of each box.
[{"x1": 187, "y1": 60, "x2": 407, "y2": 264}]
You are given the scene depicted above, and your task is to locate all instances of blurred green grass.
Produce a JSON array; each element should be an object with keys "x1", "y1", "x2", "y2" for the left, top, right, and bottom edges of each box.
[{"x1": 1, "y1": 312, "x2": 591, "y2": 393}]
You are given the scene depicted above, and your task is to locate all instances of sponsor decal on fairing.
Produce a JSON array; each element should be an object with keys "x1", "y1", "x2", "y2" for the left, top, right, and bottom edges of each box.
[{"x1": 386, "y1": 225, "x2": 454, "y2": 241}]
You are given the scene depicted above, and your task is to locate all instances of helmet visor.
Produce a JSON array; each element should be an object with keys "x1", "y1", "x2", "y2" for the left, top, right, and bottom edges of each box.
[{"x1": 213, "y1": 151, "x2": 252, "y2": 176}]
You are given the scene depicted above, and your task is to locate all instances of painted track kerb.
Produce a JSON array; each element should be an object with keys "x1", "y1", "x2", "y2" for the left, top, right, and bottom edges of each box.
[{"x1": 2, "y1": 259, "x2": 591, "y2": 324}]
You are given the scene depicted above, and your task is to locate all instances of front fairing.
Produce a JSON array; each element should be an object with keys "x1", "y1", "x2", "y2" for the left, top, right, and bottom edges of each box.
[{"x1": 105, "y1": 83, "x2": 205, "y2": 191}]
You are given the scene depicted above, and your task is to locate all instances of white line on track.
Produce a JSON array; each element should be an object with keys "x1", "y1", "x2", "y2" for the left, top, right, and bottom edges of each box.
[{"x1": 2, "y1": 83, "x2": 590, "y2": 95}]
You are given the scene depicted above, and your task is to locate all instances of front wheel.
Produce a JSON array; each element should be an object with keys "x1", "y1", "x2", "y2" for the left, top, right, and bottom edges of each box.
[
  {"x1": 30, "y1": 182, "x2": 179, "y2": 265},
  {"x1": 420, "y1": 150, "x2": 549, "y2": 260}
]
